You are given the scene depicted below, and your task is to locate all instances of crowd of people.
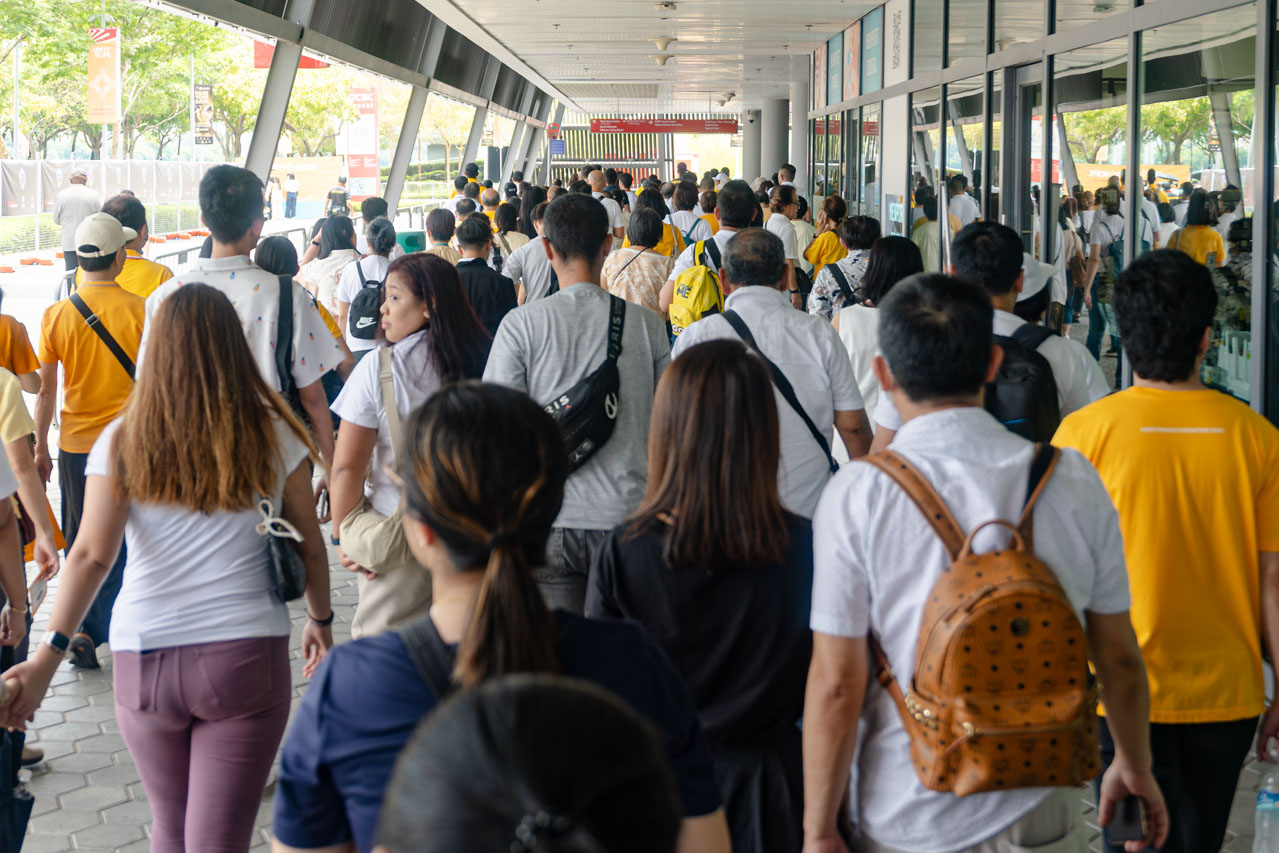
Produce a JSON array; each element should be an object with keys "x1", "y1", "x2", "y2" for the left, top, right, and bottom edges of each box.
[{"x1": 0, "y1": 156, "x2": 1273, "y2": 853}]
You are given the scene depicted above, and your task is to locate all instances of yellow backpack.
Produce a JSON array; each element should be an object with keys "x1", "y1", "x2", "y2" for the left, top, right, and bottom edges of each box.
[{"x1": 669, "y1": 239, "x2": 724, "y2": 338}]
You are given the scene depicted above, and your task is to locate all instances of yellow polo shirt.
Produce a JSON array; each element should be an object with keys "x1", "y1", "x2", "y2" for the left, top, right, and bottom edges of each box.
[
  {"x1": 0, "y1": 315, "x2": 39, "y2": 379},
  {"x1": 75, "y1": 251, "x2": 174, "y2": 299},
  {"x1": 1055, "y1": 387, "x2": 1279, "y2": 723},
  {"x1": 804, "y1": 230, "x2": 847, "y2": 278}
]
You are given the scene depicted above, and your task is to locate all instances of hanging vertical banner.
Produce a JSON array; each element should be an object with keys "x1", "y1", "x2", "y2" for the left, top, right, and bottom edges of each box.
[
  {"x1": 194, "y1": 84, "x2": 215, "y2": 145},
  {"x1": 345, "y1": 87, "x2": 380, "y2": 201},
  {"x1": 813, "y1": 44, "x2": 827, "y2": 110},
  {"x1": 861, "y1": 7, "x2": 884, "y2": 95},
  {"x1": 826, "y1": 33, "x2": 843, "y2": 107},
  {"x1": 844, "y1": 21, "x2": 862, "y2": 102},
  {"x1": 87, "y1": 28, "x2": 121, "y2": 124}
]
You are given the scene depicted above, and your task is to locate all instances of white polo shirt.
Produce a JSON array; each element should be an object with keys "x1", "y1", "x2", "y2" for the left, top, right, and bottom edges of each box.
[
  {"x1": 811, "y1": 405, "x2": 1130, "y2": 853},
  {"x1": 949, "y1": 192, "x2": 981, "y2": 227},
  {"x1": 765, "y1": 214, "x2": 800, "y2": 261},
  {"x1": 670, "y1": 227, "x2": 740, "y2": 280},
  {"x1": 672, "y1": 286, "x2": 863, "y2": 517},
  {"x1": 593, "y1": 192, "x2": 625, "y2": 232},
  {"x1": 874, "y1": 309, "x2": 1110, "y2": 432}
]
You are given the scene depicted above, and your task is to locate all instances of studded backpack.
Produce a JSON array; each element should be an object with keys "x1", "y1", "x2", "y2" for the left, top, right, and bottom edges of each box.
[{"x1": 861, "y1": 443, "x2": 1101, "y2": 797}]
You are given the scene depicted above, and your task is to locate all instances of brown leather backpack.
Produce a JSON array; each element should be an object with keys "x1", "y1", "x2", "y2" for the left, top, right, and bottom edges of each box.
[{"x1": 862, "y1": 444, "x2": 1100, "y2": 797}]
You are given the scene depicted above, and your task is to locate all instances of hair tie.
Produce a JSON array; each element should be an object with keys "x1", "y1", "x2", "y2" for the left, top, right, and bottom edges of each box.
[
  {"x1": 512, "y1": 811, "x2": 573, "y2": 851},
  {"x1": 486, "y1": 532, "x2": 517, "y2": 552}
]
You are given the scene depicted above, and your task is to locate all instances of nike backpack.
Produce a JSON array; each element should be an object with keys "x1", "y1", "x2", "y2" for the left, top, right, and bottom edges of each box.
[{"x1": 348, "y1": 261, "x2": 385, "y2": 340}]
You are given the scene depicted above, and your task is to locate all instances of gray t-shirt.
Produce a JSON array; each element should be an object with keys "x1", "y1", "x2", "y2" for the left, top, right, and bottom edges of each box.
[
  {"x1": 505, "y1": 235, "x2": 556, "y2": 303},
  {"x1": 483, "y1": 283, "x2": 670, "y2": 529}
]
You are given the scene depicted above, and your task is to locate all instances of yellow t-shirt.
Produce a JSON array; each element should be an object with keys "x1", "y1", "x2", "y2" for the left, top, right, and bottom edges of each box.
[
  {"x1": 1054, "y1": 387, "x2": 1279, "y2": 723},
  {"x1": 315, "y1": 301, "x2": 342, "y2": 340},
  {"x1": 0, "y1": 315, "x2": 39, "y2": 378},
  {"x1": 700, "y1": 213, "x2": 720, "y2": 235},
  {"x1": 1166, "y1": 225, "x2": 1225, "y2": 267},
  {"x1": 75, "y1": 252, "x2": 174, "y2": 300},
  {"x1": 804, "y1": 230, "x2": 847, "y2": 278},
  {"x1": 624, "y1": 223, "x2": 684, "y2": 258},
  {"x1": 38, "y1": 283, "x2": 144, "y2": 453},
  {"x1": 0, "y1": 369, "x2": 35, "y2": 445}
]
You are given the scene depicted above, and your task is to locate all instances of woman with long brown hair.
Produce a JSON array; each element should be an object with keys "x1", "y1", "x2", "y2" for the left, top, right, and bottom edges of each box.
[
  {"x1": 330, "y1": 253, "x2": 489, "y2": 639},
  {"x1": 272, "y1": 383, "x2": 731, "y2": 853},
  {"x1": 586, "y1": 338, "x2": 813, "y2": 853},
  {"x1": 804, "y1": 194, "x2": 850, "y2": 278},
  {"x1": 2, "y1": 284, "x2": 333, "y2": 853}
]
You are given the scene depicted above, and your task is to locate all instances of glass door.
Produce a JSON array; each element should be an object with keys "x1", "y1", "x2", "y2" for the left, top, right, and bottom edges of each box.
[{"x1": 1009, "y1": 63, "x2": 1044, "y2": 257}]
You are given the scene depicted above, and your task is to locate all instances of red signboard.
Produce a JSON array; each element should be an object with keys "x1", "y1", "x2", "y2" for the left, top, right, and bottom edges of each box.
[
  {"x1": 254, "y1": 41, "x2": 329, "y2": 69},
  {"x1": 590, "y1": 118, "x2": 739, "y2": 134}
]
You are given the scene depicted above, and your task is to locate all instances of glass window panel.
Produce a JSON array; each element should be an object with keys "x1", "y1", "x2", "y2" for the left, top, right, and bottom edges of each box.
[
  {"x1": 910, "y1": 86, "x2": 942, "y2": 268},
  {"x1": 408, "y1": 93, "x2": 479, "y2": 204},
  {"x1": 861, "y1": 103, "x2": 882, "y2": 221},
  {"x1": 827, "y1": 114, "x2": 844, "y2": 198},
  {"x1": 1269, "y1": 11, "x2": 1279, "y2": 422},
  {"x1": 1140, "y1": 5, "x2": 1257, "y2": 401},
  {"x1": 995, "y1": 0, "x2": 1043, "y2": 51},
  {"x1": 913, "y1": 0, "x2": 942, "y2": 75},
  {"x1": 946, "y1": 76, "x2": 985, "y2": 210},
  {"x1": 989, "y1": 70, "x2": 1003, "y2": 223},
  {"x1": 845, "y1": 107, "x2": 860, "y2": 211},
  {"x1": 947, "y1": 0, "x2": 987, "y2": 67},
  {"x1": 1055, "y1": 0, "x2": 1128, "y2": 36},
  {"x1": 812, "y1": 117, "x2": 828, "y2": 202}
]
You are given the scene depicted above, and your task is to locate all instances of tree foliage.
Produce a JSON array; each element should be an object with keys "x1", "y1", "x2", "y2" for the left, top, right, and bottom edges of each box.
[{"x1": 419, "y1": 95, "x2": 476, "y2": 179}]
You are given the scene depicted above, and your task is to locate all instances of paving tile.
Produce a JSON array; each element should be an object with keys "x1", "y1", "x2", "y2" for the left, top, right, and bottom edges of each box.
[
  {"x1": 86, "y1": 763, "x2": 144, "y2": 787},
  {"x1": 71, "y1": 822, "x2": 146, "y2": 848},
  {"x1": 62, "y1": 703, "x2": 118, "y2": 724},
  {"x1": 117, "y1": 841, "x2": 152, "y2": 853},
  {"x1": 58, "y1": 784, "x2": 128, "y2": 811},
  {"x1": 20, "y1": 833, "x2": 71, "y2": 853},
  {"x1": 31, "y1": 751, "x2": 111, "y2": 774},
  {"x1": 101, "y1": 799, "x2": 153, "y2": 826},
  {"x1": 35, "y1": 722, "x2": 104, "y2": 743},
  {"x1": 28, "y1": 808, "x2": 99, "y2": 835},
  {"x1": 24, "y1": 771, "x2": 88, "y2": 800},
  {"x1": 73, "y1": 733, "x2": 126, "y2": 753}
]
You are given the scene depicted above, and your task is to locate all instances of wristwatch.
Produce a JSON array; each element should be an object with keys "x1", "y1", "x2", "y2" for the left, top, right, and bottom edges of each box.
[{"x1": 42, "y1": 630, "x2": 71, "y2": 658}]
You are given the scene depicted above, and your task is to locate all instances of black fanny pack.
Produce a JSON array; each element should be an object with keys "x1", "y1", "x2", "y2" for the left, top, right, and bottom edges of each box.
[{"x1": 543, "y1": 296, "x2": 625, "y2": 472}]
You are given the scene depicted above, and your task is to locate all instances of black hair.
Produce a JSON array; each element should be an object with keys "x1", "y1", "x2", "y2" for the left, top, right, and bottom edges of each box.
[
  {"x1": 722, "y1": 228, "x2": 784, "y2": 288},
  {"x1": 463, "y1": 182, "x2": 481, "y2": 200},
  {"x1": 877, "y1": 273, "x2": 995, "y2": 401},
  {"x1": 778, "y1": 163, "x2": 796, "y2": 181},
  {"x1": 455, "y1": 198, "x2": 478, "y2": 217},
  {"x1": 672, "y1": 182, "x2": 698, "y2": 212},
  {"x1": 78, "y1": 252, "x2": 120, "y2": 273},
  {"x1": 101, "y1": 194, "x2": 147, "y2": 235},
  {"x1": 377, "y1": 674, "x2": 681, "y2": 853},
  {"x1": 456, "y1": 215, "x2": 494, "y2": 250},
  {"x1": 947, "y1": 174, "x2": 966, "y2": 194},
  {"x1": 495, "y1": 202, "x2": 520, "y2": 235},
  {"x1": 609, "y1": 189, "x2": 629, "y2": 211},
  {"x1": 483, "y1": 180, "x2": 494, "y2": 189},
  {"x1": 367, "y1": 216, "x2": 397, "y2": 255},
  {"x1": 569, "y1": 180, "x2": 591, "y2": 195},
  {"x1": 618, "y1": 172, "x2": 633, "y2": 188},
  {"x1": 464, "y1": 163, "x2": 480, "y2": 179},
  {"x1": 1157, "y1": 202, "x2": 1176, "y2": 224},
  {"x1": 255, "y1": 235, "x2": 299, "y2": 277},
  {"x1": 839, "y1": 215, "x2": 881, "y2": 250},
  {"x1": 310, "y1": 218, "x2": 326, "y2": 240},
  {"x1": 454, "y1": 176, "x2": 469, "y2": 191},
  {"x1": 950, "y1": 220, "x2": 1024, "y2": 296},
  {"x1": 633, "y1": 188, "x2": 670, "y2": 219},
  {"x1": 338, "y1": 176, "x2": 347, "y2": 185},
  {"x1": 1185, "y1": 191, "x2": 1212, "y2": 227},
  {"x1": 914, "y1": 186, "x2": 932, "y2": 205},
  {"x1": 533, "y1": 201, "x2": 550, "y2": 222},
  {"x1": 318, "y1": 216, "x2": 357, "y2": 260},
  {"x1": 543, "y1": 194, "x2": 609, "y2": 263},
  {"x1": 1180, "y1": 181, "x2": 1194, "y2": 196},
  {"x1": 199, "y1": 165, "x2": 264, "y2": 243},
  {"x1": 603, "y1": 167, "x2": 618, "y2": 186},
  {"x1": 922, "y1": 197, "x2": 938, "y2": 221},
  {"x1": 1113, "y1": 249, "x2": 1216, "y2": 383},
  {"x1": 860, "y1": 236, "x2": 924, "y2": 306},
  {"x1": 427, "y1": 208, "x2": 456, "y2": 242},
  {"x1": 795, "y1": 195, "x2": 809, "y2": 220},
  {"x1": 626, "y1": 208, "x2": 663, "y2": 249},
  {"x1": 361, "y1": 196, "x2": 389, "y2": 222},
  {"x1": 199, "y1": 235, "x2": 214, "y2": 259},
  {"x1": 715, "y1": 180, "x2": 757, "y2": 229}
]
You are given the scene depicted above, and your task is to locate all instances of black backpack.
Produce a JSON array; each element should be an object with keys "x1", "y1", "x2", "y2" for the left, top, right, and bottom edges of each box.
[
  {"x1": 986, "y1": 324, "x2": 1060, "y2": 441},
  {"x1": 348, "y1": 260, "x2": 384, "y2": 340}
]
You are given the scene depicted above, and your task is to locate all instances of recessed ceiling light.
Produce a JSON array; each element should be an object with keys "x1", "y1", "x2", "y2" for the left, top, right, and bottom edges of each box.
[{"x1": 655, "y1": 1, "x2": 677, "y2": 10}]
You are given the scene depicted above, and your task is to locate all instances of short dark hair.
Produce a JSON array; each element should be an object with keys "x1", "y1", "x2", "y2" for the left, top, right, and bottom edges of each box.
[
  {"x1": 511, "y1": 170, "x2": 524, "y2": 182},
  {"x1": 199, "y1": 165, "x2": 264, "y2": 243},
  {"x1": 715, "y1": 180, "x2": 757, "y2": 229},
  {"x1": 456, "y1": 215, "x2": 493, "y2": 250},
  {"x1": 366, "y1": 216, "x2": 397, "y2": 255},
  {"x1": 861, "y1": 236, "x2": 924, "y2": 306},
  {"x1": 455, "y1": 198, "x2": 478, "y2": 217},
  {"x1": 463, "y1": 182, "x2": 481, "y2": 200},
  {"x1": 495, "y1": 202, "x2": 519, "y2": 234},
  {"x1": 543, "y1": 193, "x2": 609, "y2": 263},
  {"x1": 626, "y1": 208, "x2": 664, "y2": 249},
  {"x1": 426, "y1": 208, "x2": 455, "y2": 242},
  {"x1": 1157, "y1": 201, "x2": 1176, "y2": 224},
  {"x1": 778, "y1": 163, "x2": 796, "y2": 181},
  {"x1": 839, "y1": 215, "x2": 881, "y2": 250},
  {"x1": 672, "y1": 182, "x2": 698, "y2": 212},
  {"x1": 618, "y1": 172, "x2": 633, "y2": 189},
  {"x1": 464, "y1": 162, "x2": 479, "y2": 178},
  {"x1": 877, "y1": 273, "x2": 994, "y2": 402},
  {"x1": 318, "y1": 215, "x2": 356, "y2": 259},
  {"x1": 722, "y1": 228, "x2": 784, "y2": 288},
  {"x1": 454, "y1": 176, "x2": 469, "y2": 191},
  {"x1": 78, "y1": 251, "x2": 120, "y2": 273},
  {"x1": 1113, "y1": 249, "x2": 1216, "y2": 383},
  {"x1": 569, "y1": 180, "x2": 591, "y2": 195},
  {"x1": 922, "y1": 196, "x2": 938, "y2": 221},
  {"x1": 338, "y1": 176, "x2": 347, "y2": 184},
  {"x1": 360, "y1": 196, "x2": 388, "y2": 222},
  {"x1": 101, "y1": 194, "x2": 147, "y2": 235},
  {"x1": 604, "y1": 167, "x2": 618, "y2": 186},
  {"x1": 533, "y1": 200, "x2": 550, "y2": 222},
  {"x1": 950, "y1": 220, "x2": 1024, "y2": 296}
]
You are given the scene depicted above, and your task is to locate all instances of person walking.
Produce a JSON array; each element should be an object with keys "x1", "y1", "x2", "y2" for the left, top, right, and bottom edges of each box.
[
  {"x1": 330, "y1": 253, "x2": 489, "y2": 638},
  {"x1": 455, "y1": 215, "x2": 517, "y2": 339},
  {"x1": 272, "y1": 383, "x2": 730, "y2": 853},
  {"x1": 807, "y1": 216, "x2": 881, "y2": 321},
  {"x1": 298, "y1": 216, "x2": 362, "y2": 314},
  {"x1": 3, "y1": 284, "x2": 334, "y2": 853},
  {"x1": 587, "y1": 339, "x2": 813, "y2": 853},
  {"x1": 601, "y1": 209, "x2": 673, "y2": 314},
  {"x1": 52, "y1": 171, "x2": 101, "y2": 272},
  {"x1": 35, "y1": 214, "x2": 145, "y2": 669},
  {"x1": 284, "y1": 173, "x2": 300, "y2": 219},
  {"x1": 803, "y1": 195, "x2": 849, "y2": 279},
  {"x1": 336, "y1": 217, "x2": 397, "y2": 364},
  {"x1": 74, "y1": 194, "x2": 174, "y2": 299}
]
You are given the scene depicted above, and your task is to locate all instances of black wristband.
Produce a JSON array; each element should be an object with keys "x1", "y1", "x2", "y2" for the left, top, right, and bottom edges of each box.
[
  {"x1": 308, "y1": 610, "x2": 335, "y2": 627},
  {"x1": 330, "y1": 535, "x2": 340, "y2": 546}
]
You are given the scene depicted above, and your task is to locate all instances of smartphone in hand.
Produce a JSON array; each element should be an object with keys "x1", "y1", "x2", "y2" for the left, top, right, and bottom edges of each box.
[{"x1": 1103, "y1": 796, "x2": 1147, "y2": 847}]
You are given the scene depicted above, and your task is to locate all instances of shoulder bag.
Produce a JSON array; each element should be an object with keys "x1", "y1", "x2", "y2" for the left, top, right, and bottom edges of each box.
[
  {"x1": 256, "y1": 494, "x2": 307, "y2": 602},
  {"x1": 543, "y1": 296, "x2": 626, "y2": 472},
  {"x1": 338, "y1": 346, "x2": 415, "y2": 572},
  {"x1": 398, "y1": 611, "x2": 459, "y2": 700}
]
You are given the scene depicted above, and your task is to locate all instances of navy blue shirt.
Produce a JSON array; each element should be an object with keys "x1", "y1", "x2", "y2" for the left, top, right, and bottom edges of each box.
[{"x1": 273, "y1": 611, "x2": 723, "y2": 852}]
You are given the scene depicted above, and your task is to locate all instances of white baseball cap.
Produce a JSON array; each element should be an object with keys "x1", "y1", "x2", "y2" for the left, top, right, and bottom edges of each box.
[
  {"x1": 75, "y1": 212, "x2": 137, "y2": 259},
  {"x1": 1018, "y1": 252, "x2": 1055, "y2": 302},
  {"x1": 714, "y1": 173, "x2": 728, "y2": 185}
]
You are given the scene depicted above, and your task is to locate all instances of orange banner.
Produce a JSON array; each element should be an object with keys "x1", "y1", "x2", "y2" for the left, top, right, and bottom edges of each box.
[{"x1": 87, "y1": 28, "x2": 120, "y2": 124}]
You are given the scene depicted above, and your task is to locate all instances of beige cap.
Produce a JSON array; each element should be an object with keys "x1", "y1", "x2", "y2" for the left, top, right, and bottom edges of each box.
[{"x1": 75, "y1": 212, "x2": 137, "y2": 259}]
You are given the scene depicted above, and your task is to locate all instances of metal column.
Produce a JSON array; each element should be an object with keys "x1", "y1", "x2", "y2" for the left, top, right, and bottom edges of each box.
[
  {"x1": 790, "y1": 56, "x2": 811, "y2": 189},
  {"x1": 518, "y1": 100, "x2": 551, "y2": 178},
  {"x1": 385, "y1": 21, "x2": 447, "y2": 211},
  {"x1": 760, "y1": 98, "x2": 789, "y2": 179},
  {"x1": 1055, "y1": 113, "x2": 1080, "y2": 194},
  {"x1": 500, "y1": 87, "x2": 536, "y2": 184},
  {"x1": 244, "y1": 0, "x2": 316, "y2": 182},
  {"x1": 460, "y1": 59, "x2": 501, "y2": 177}
]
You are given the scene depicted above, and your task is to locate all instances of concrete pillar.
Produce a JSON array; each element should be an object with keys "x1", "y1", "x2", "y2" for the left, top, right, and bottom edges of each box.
[
  {"x1": 501, "y1": 87, "x2": 537, "y2": 184},
  {"x1": 741, "y1": 110, "x2": 762, "y2": 183},
  {"x1": 385, "y1": 22, "x2": 448, "y2": 211},
  {"x1": 243, "y1": 0, "x2": 316, "y2": 182},
  {"x1": 760, "y1": 98, "x2": 790, "y2": 180},
  {"x1": 1208, "y1": 89, "x2": 1243, "y2": 189},
  {"x1": 1054, "y1": 113, "x2": 1080, "y2": 194},
  {"x1": 790, "y1": 58, "x2": 810, "y2": 192},
  {"x1": 460, "y1": 59, "x2": 501, "y2": 175}
]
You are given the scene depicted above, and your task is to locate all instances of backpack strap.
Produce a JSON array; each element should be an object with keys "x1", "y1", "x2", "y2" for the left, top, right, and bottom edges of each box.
[
  {"x1": 1011, "y1": 323, "x2": 1056, "y2": 350},
  {"x1": 856, "y1": 451, "x2": 966, "y2": 560},
  {"x1": 703, "y1": 238, "x2": 722, "y2": 272},
  {"x1": 355, "y1": 259, "x2": 370, "y2": 288},
  {"x1": 397, "y1": 612, "x2": 458, "y2": 701},
  {"x1": 1015, "y1": 443, "x2": 1060, "y2": 549},
  {"x1": 275, "y1": 275, "x2": 297, "y2": 403},
  {"x1": 723, "y1": 309, "x2": 838, "y2": 475},
  {"x1": 69, "y1": 292, "x2": 135, "y2": 380},
  {"x1": 827, "y1": 262, "x2": 853, "y2": 302}
]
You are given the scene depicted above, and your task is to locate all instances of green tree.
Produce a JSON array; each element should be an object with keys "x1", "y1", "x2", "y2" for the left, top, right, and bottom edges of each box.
[
  {"x1": 283, "y1": 67, "x2": 357, "y2": 156},
  {"x1": 1061, "y1": 106, "x2": 1126, "y2": 165},
  {"x1": 420, "y1": 95, "x2": 475, "y2": 180},
  {"x1": 1140, "y1": 98, "x2": 1212, "y2": 164}
]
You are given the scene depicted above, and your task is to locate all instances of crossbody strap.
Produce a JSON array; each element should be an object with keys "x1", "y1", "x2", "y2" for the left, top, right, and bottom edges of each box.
[
  {"x1": 605, "y1": 294, "x2": 626, "y2": 362},
  {"x1": 398, "y1": 612, "x2": 457, "y2": 700},
  {"x1": 827, "y1": 262, "x2": 853, "y2": 302},
  {"x1": 615, "y1": 247, "x2": 648, "y2": 278},
  {"x1": 69, "y1": 292, "x2": 134, "y2": 380},
  {"x1": 275, "y1": 275, "x2": 296, "y2": 400},
  {"x1": 378, "y1": 346, "x2": 403, "y2": 461},
  {"x1": 723, "y1": 309, "x2": 838, "y2": 475},
  {"x1": 497, "y1": 232, "x2": 513, "y2": 256}
]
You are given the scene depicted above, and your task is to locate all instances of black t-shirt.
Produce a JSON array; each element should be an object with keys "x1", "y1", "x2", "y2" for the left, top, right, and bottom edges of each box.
[
  {"x1": 456, "y1": 258, "x2": 517, "y2": 338},
  {"x1": 326, "y1": 187, "x2": 349, "y2": 212},
  {"x1": 586, "y1": 516, "x2": 814, "y2": 748}
]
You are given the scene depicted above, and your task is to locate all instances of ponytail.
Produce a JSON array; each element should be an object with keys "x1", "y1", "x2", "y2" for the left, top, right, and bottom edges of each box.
[{"x1": 455, "y1": 544, "x2": 559, "y2": 687}]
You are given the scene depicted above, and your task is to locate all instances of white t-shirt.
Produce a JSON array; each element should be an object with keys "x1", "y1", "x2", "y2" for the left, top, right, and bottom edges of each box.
[
  {"x1": 144, "y1": 256, "x2": 345, "y2": 392},
  {"x1": 336, "y1": 255, "x2": 392, "y2": 353},
  {"x1": 765, "y1": 213, "x2": 800, "y2": 260},
  {"x1": 356, "y1": 230, "x2": 406, "y2": 260},
  {"x1": 593, "y1": 193, "x2": 625, "y2": 232},
  {"x1": 1157, "y1": 222, "x2": 1179, "y2": 248},
  {"x1": 949, "y1": 193, "x2": 980, "y2": 227},
  {"x1": 1140, "y1": 198, "x2": 1162, "y2": 243},
  {"x1": 670, "y1": 228, "x2": 739, "y2": 280},
  {"x1": 834, "y1": 303, "x2": 881, "y2": 457},
  {"x1": 88, "y1": 417, "x2": 310, "y2": 652},
  {"x1": 874, "y1": 310, "x2": 1109, "y2": 432},
  {"x1": 668, "y1": 210, "x2": 713, "y2": 245},
  {"x1": 298, "y1": 248, "x2": 362, "y2": 314},
  {"x1": 330, "y1": 331, "x2": 440, "y2": 516},
  {"x1": 673, "y1": 286, "x2": 863, "y2": 517},
  {"x1": 811, "y1": 406, "x2": 1130, "y2": 852},
  {"x1": 284, "y1": 179, "x2": 300, "y2": 194}
]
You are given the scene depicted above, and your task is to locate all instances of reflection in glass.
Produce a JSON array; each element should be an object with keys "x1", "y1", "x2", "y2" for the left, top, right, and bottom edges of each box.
[
  {"x1": 828, "y1": 115, "x2": 844, "y2": 198},
  {"x1": 813, "y1": 117, "x2": 828, "y2": 202},
  {"x1": 1269, "y1": 13, "x2": 1279, "y2": 422},
  {"x1": 995, "y1": 0, "x2": 1043, "y2": 52},
  {"x1": 947, "y1": 0, "x2": 987, "y2": 67},
  {"x1": 845, "y1": 108, "x2": 860, "y2": 211},
  {"x1": 990, "y1": 71, "x2": 1003, "y2": 223},
  {"x1": 946, "y1": 77, "x2": 985, "y2": 229},
  {"x1": 910, "y1": 87, "x2": 942, "y2": 268},
  {"x1": 913, "y1": 0, "x2": 942, "y2": 75},
  {"x1": 1055, "y1": 0, "x2": 1128, "y2": 35},
  {"x1": 861, "y1": 104, "x2": 882, "y2": 221}
]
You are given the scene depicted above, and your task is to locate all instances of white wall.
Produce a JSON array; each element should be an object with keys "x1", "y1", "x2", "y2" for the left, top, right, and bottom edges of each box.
[{"x1": 881, "y1": 94, "x2": 910, "y2": 235}]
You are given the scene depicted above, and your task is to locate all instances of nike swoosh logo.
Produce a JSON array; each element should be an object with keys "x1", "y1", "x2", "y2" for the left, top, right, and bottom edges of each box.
[{"x1": 356, "y1": 317, "x2": 376, "y2": 329}]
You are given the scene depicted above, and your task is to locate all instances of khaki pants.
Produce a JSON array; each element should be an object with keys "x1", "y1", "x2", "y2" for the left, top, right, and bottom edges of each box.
[
  {"x1": 351, "y1": 560, "x2": 433, "y2": 639},
  {"x1": 858, "y1": 790, "x2": 1087, "y2": 853}
]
